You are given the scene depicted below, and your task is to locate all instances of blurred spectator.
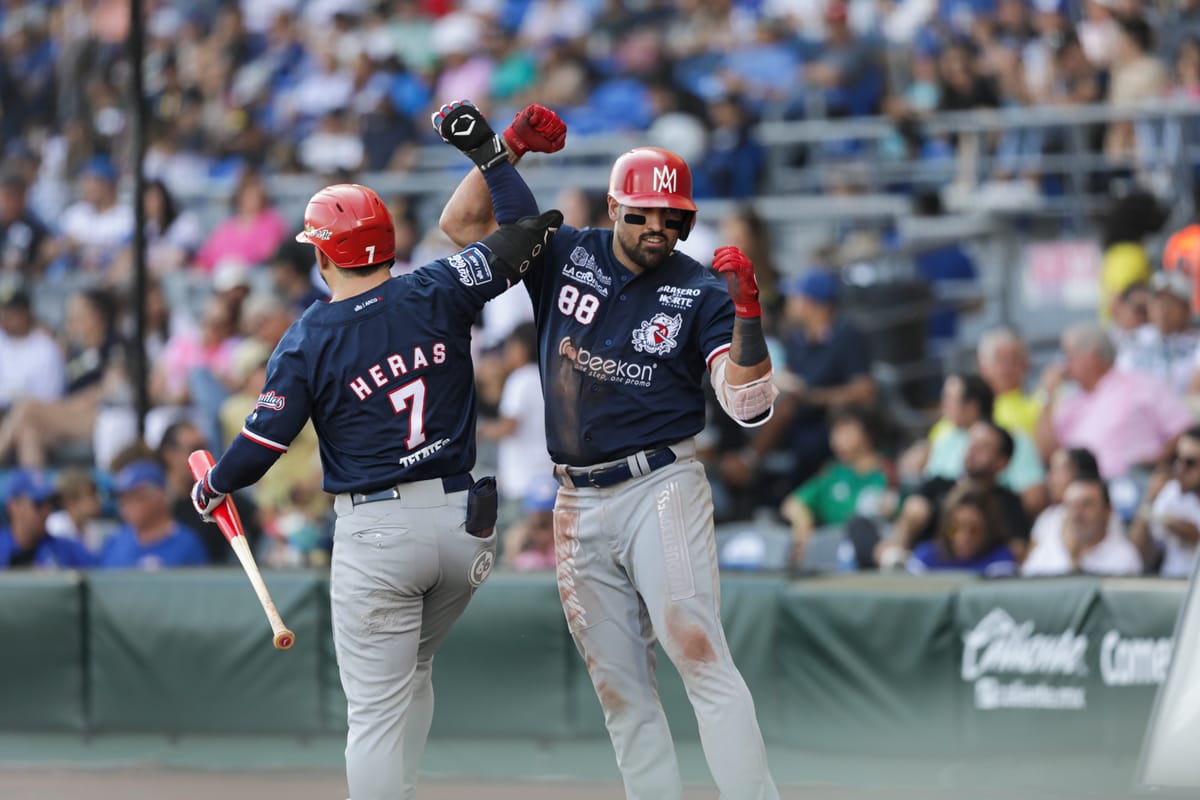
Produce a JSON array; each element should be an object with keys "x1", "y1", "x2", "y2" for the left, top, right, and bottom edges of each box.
[
  {"x1": 0, "y1": 287, "x2": 124, "y2": 467},
  {"x1": 157, "y1": 419, "x2": 263, "y2": 564},
  {"x1": 1130, "y1": 427, "x2": 1200, "y2": 577},
  {"x1": 907, "y1": 484, "x2": 1017, "y2": 576},
  {"x1": 938, "y1": 40, "x2": 1001, "y2": 113},
  {"x1": 917, "y1": 373, "x2": 1046, "y2": 515},
  {"x1": 879, "y1": 420, "x2": 1031, "y2": 567},
  {"x1": 779, "y1": 404, "x2": 890, "y2": 567},
  {"x1": 802, "y1": 1, "x2": 883, "y2": 117},
  {"x1": 1104, "y1": 15, "x2": 1168, "y2": 160},
  {"x1": 110, "y1": 179, "x2": 203, "y2": 280},
  {"x1": 0, "y1": 170, "x2": 48, "y2": 276},
  {"x1": 1116, "y1": 270, "x2": 1200, "y2": 395},
  {"x1": 48, "y1": 157, "x2": 134, "y2": 276},
  {"x1": 150, "y1": 296, "x2": 242, "y2": 439},
  {"x1": 98, "y1": 459, "x2": 208, "y2": 569},
  {"x1": 298, "y1": 108, "x2": 365, "y2": 176},
  {"x1": 907, "y1": 191, "x2": 982, "y2": 355},
  {"x1": 265, "y1": 239, "x2": 321, "y2": 315},
  {"x1": 194, "y1": 169, "x2": 288, "y2": 273},
  {"x1": 694, "y1": 94, "x2": 765, "y2": 199},
  {"x1": 0, "y1": 286, "x2": 65, "y2": 411},
  {"x1": 1042, "y1": 31, "x2": 1104, "y2": 107},
  {"x1": 45, "y1": 466, "x2": 114, "y2": 553},
  {"x1": 976, "y1": 328, "x2": 1041, "y2": 438},
  {"x1": 1108, "y1": 279, "x2": 1151, "y2": 351},
  {"x1": 1022, "y1": 475, "x2": 1141, "y2": 576},
  {"x1": 477, "y1": 322, "x2": 552, "y2": 530},
  {"x1": 0, "y1": 469, "x2": 93, "y2": 569},
  {"x1": 1037, "y1": 322, "x2": 1192, "y2": 479},
  {"x1": 1030, "y1": 446, "x2": 1109, "y2": 541},
  {"x1": 722, "y1": 270, "x2": 875, "y2": 508},
  {"x1": 501, "y1": 476, "x2": 558, "y2": 571}
]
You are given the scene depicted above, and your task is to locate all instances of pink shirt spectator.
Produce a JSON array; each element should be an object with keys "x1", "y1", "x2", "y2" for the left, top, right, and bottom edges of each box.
[
  {"x1": 1053, "y1": 369, "x2": 1194, "y2": 478},
  {"x1": 159, "y1": 332, "x2": 243, "y2": 399},
  {"x1": 194, "y1": 209, "x2": 288, "y2": 272}
]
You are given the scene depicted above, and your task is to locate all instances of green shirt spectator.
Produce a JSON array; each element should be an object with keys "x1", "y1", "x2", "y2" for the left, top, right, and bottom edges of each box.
[{"x1": 790, "y1": 461, "x2": 888, "y2": 527}]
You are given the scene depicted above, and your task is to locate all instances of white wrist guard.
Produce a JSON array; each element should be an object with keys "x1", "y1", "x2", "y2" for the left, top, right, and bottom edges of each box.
[{"x1": 711, "y1": 354, "x2": 778, "y2": 427}]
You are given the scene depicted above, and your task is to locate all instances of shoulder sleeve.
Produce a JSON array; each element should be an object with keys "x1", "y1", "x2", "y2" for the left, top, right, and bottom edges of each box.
[
  {"x1": 240, "y1": 325, "x2": 312, "y2": 453},
  {"x1": 420, "y1": 242, "x2": 521, "y2": 317},
  {"x1": 696, "y1": 270, "x2": 735, "y2": 370}
]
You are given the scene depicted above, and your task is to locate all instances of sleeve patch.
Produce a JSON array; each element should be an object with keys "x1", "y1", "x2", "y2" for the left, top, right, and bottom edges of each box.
[
  {"x1": 255, "y1": 390, "x2": 286, "y2": 411},
  {"x1": 448, "y1": 246, "x2": 492, "y2": 286}
]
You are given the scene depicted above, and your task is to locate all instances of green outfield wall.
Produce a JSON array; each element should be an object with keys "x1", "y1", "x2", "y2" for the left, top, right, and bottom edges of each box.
[{"x1": 0, "y1": 571, "x2": 1183, "y2": 755}]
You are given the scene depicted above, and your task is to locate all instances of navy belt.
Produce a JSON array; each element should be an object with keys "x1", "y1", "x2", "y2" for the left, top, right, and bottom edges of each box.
[
  {"x1": 559, "y1": 448, "x2": 676, "y2": 489},
  {"x1": 350, "y1": 474, "x2": 473, "y2": 506}
]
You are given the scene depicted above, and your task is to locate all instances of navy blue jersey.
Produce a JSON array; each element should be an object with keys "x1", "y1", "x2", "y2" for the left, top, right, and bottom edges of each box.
[
  {"x1": 240, "y1": 245, "x2": 508, "y2": 494},
  {"x1": 525, "y1": 225, "x2": 734, "y2": 466}
]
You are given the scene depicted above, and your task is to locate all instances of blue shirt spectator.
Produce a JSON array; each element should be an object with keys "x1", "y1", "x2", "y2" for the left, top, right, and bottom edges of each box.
[
  {"x1": 97, "y1": 460, "x2": 207, "y2": 569},
  {"x1": 0, "y1": 469, "x2": 94, "y2": 569}
]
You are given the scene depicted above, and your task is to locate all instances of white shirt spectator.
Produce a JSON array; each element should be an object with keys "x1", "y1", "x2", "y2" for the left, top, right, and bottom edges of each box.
[
  {"x1": 1021, "y1": 513, "x2": 1142, "y2": 576},
  {"x1": 1150, "y1": 479, "x2": 1200, "y2": 578},
  {"x1": 59, "y1": 201, "x2": 134, "y2": 255},
  {"x1": 0, "y1": 327, "x2": 65, "y2": 409},
  {"x1": 1030, "y1": 503, "x2": 1126, "y2": 543},
  {"x1": 497, "y1": 363, "x2": 553, "y2": 502},
  {"x1": 1115, "y1": 325, "x2": 1200, "y2": 396}
]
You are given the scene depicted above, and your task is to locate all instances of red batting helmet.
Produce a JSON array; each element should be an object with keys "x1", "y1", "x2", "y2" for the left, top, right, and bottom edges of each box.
[
  {"x1": 608, "y1": 147, "x2": 697, "y2": 239},
  {"x1": 294, "y1": 183, "x2": 395, "y2": 269}
]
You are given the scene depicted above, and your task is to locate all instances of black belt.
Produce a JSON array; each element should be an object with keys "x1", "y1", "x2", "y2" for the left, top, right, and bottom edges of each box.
[
  {"x1": 559, "y1": 448, "x2": 676, "y2": 489},
  {"x1": 350, "y1": 474, "x2": 473, "y2": 506}
]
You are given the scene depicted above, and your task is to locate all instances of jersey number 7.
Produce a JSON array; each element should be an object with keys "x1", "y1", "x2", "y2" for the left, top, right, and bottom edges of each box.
[{"x1": 388, "y1": 378, "x2": 427, "y2": 449}]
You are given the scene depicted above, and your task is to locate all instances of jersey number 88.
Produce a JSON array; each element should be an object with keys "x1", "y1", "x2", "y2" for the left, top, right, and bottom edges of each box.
[{"x1": 557, "y1": 285, "x2": 600, "y2": 325}]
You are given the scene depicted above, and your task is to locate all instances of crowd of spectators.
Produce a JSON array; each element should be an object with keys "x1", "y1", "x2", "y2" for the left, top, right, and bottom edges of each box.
[{"x1": 1, "y1": 1, "x2": 1200, "y2": 580}]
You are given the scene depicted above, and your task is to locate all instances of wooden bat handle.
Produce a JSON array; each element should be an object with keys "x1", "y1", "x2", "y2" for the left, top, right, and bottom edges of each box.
[{"x1": 187, "y1": 449, "x2": 296, "y2": 651}]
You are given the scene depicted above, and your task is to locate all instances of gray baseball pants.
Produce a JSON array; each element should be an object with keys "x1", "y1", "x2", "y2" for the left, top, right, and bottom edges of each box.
[
  {"x1": 331, "y1": 479, "x2": 496, "y2": 800},
  {"x1": 554, "y1": 447, "x2": 779, "y2": 800}
]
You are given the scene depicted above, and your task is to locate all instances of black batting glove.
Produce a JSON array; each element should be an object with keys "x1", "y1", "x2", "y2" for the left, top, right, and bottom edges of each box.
[
  {"x1": 431, "y1": 99, "x2": 507, "y2": 172},
  {"x1": 479, "y1": 209, "x2": 563, "y2": 283}
]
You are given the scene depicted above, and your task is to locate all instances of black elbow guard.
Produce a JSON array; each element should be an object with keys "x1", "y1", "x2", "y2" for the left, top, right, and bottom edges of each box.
[{"x1": 478, "y1": 209, "x2": 563, "y2": 283}]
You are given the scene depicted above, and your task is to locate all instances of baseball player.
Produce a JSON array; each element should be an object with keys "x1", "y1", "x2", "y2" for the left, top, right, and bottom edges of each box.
[
  {"x1": 439, "y1": 106, "x2": 780, "y2": 799},
  {"x1": 191, "y1": 174, "x2": 561, "y2": 799}
]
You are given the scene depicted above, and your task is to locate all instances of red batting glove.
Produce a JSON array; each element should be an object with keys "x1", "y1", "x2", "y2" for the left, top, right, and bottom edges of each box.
[
  {"x1": 713, "y1": 246, "x2": 761, "y2": 318},
  {"x1": 503, "y1": 104, "x2": 567, "y2": 158}
]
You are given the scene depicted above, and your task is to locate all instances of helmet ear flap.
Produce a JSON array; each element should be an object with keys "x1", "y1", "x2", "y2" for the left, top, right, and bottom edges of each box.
[{"x1": 678, "y1": 211, "x2": 695, "y2": 241}]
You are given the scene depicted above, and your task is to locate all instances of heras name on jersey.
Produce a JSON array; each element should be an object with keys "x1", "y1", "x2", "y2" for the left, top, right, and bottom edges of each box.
[{"x1": 348, "y1": 342, "x2": 447, "y2": 400}]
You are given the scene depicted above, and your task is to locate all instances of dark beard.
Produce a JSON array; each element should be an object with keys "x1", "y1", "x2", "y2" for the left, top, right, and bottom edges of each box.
[{"x1": 618, "y1": 233, "x2": 671, "y2": 271}]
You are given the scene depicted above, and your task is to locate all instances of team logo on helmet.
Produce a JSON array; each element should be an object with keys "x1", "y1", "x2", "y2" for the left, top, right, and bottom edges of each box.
[
  {"x1": 653, "y1": 166, "x2": 677, "y2": 193},
  {"x1": 631, "y1": 312, "x2": 683, "y2": 356},
  {"x1": 306, "y1": 226, "x2": 332, "y2": 240}
]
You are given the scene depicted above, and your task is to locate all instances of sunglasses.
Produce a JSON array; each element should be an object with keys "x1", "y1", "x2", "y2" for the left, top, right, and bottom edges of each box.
[{"x1": 622, "y1": 212, "x2": 684, "y2": 230}]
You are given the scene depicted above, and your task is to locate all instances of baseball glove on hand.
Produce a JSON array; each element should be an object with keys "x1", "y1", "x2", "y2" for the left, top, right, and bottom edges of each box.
[
  {"x1": 503, "y1": 104, "x2": 567, "y2": 157},
  {"x1": 480, "y1": 209, "x2": 564, "y2": 282},
  {"x1": 432, "y1": 99, "x2": 507, "y2": 172}
]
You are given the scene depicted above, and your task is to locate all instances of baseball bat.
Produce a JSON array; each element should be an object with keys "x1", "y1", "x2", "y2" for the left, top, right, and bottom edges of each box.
[{"x1": 188, "y1": 450, "x2": 296, "y2": 651}]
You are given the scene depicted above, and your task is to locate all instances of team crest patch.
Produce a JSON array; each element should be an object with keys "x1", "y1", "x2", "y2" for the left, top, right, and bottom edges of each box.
[
  {"x1": 631, "y1": 312, "x2": 682, "y2": 355},
  {"x1": 255, "y1": 390, "x2": 286, "y2": 411},
  {"x1": 469, "y1": 549, "x2": 494, "y2": 587}
]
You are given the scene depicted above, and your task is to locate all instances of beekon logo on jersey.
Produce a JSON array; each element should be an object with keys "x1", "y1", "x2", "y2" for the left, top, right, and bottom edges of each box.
[
  {"x1": 255, "y1": 391, "x2": 286, "y2": 411},
  {"x1": 631, "y1": 312, "x2": 682, "y2": 356}
]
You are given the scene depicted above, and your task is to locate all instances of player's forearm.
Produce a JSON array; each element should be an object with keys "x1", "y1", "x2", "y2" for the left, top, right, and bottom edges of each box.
[
  {"x1": 208, "y1": 434, "x2": 283, "y2": 494},
  {"x1": 440, "y1": 169, "x2": 501, "y2": 248}
]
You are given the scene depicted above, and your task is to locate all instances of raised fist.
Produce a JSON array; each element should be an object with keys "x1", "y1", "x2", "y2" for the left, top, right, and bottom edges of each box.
[
  {"x1": 712, "y1": 245, "x2": 761, "y2": 318},
  {"x1": 431, "y1": 100, "x2": 506, "y2": 171},
  {"x1": 480, "y1": 209, "x2": 564, "y2": 282},
  {"x1": 503, "y1": 104, "x2": 567, "y2": 158}
]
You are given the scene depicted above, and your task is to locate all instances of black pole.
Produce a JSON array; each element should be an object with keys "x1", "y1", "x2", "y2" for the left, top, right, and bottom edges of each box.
[{"x1": 129, "y1": 0, "x2": 148, "y2": 438}]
